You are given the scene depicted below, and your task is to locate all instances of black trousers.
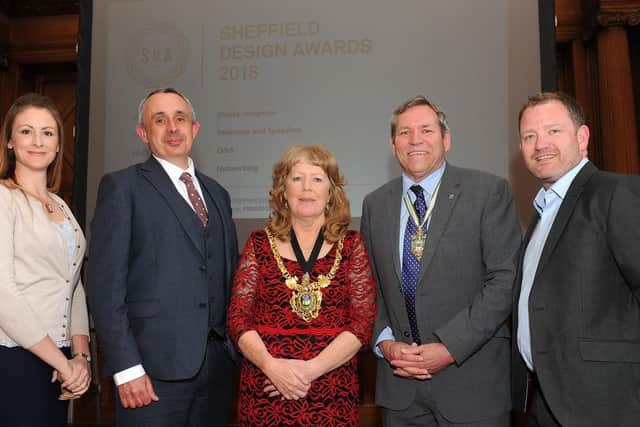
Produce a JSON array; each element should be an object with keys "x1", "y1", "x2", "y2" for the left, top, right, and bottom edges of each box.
[
  {"x1": 116, "y1": 336, "x2": 236, "y2": 427},
  {"x1": 0, "y1": 345, "x2": 71, "y2": 427}
]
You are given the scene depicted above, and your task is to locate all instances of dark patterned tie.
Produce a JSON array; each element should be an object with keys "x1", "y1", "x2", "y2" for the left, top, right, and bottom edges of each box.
[
  {"x1": 401, "y1": 185, "x2": 427, "y2": 344},
  {"x1": 180, "y1": 172, "x2": 208, "y2": 226}
]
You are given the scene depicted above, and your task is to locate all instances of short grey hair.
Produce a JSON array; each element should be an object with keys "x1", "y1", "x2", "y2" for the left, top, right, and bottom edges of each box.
[{"x1": 137, "y1": 87, "x2": 197, "y2": 125}]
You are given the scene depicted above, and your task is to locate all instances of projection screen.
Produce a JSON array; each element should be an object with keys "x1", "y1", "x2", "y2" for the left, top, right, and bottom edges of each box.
[{"x1": 87, "y1": 0, "x2": 542, "y2": 243}]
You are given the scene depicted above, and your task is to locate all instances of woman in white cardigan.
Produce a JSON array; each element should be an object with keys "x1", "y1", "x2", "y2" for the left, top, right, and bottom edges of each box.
[{"x1": 0, "y1": 93, "x2": 91, "y2": 426}]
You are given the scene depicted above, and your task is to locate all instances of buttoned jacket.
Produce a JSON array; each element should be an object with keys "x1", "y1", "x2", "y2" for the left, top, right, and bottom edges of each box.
[
  {"x1": 361, "y1": 164, "x2": 521, "y2": 422},
  {"x1": 87, "y1": 156, "x2": 238, "y2": 380}
]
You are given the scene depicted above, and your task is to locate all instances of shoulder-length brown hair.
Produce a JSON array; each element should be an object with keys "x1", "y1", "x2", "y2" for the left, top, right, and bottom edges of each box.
[
  {"x1": 0, "y1": 93, "x2": 65, "y2": 192},
  {"x1": 268, "y1": 144, "x2": 350, "y2": 242}
]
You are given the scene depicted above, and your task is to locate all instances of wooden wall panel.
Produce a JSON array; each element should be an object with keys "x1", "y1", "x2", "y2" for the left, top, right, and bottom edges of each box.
[
  {"x1": 9, "y1": 15, "x2": 77, "y2": 63},
  {"x1": 555, "y1": 0, "x2": 640, "y2": 174}
]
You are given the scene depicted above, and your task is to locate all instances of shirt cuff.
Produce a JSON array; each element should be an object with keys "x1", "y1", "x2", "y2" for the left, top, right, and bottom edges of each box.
[
  {"x1": 374, "y1": 326, "x2": 395, "y2": 358},
  {"x1": 113, "y1": 364, "x2": 146, "y2": 386}
]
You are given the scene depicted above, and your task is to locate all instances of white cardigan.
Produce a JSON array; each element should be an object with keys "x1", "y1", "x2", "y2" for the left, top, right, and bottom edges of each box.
[{"x1": 0, "y1": 185, "x2": 89, "y2": 348}]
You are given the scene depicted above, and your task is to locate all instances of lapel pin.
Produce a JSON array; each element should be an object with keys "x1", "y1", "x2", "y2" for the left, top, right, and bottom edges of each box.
[{"x1": 448, "y1": 194, "x2": 454, "y2": 200}]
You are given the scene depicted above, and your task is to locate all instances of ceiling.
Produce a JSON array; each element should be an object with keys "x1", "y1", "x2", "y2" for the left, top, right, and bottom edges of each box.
[{"x1": 0, "y1": 0, "x2": 79, "y2": 17}]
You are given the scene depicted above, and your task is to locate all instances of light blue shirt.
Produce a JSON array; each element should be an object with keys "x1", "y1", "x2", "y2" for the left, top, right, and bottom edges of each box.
[
  {"x1": 374, "y1": 162, "x2": 446, "y2": 357},
  {"x1": 517, "y1": 158, "x2": 589, "y2": 370}
]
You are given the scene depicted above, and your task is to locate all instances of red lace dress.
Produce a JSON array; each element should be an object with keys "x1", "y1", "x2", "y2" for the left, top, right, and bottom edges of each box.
[{"x1": 228, "y1": 229, "x2": 376, "y2": 427}]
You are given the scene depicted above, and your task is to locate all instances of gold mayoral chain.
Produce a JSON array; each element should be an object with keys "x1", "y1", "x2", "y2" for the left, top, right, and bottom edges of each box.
[
  {"x1": 403, "y1": 180, "x2": 442, "y2": 260},
  {"x1": 266, "y1": 227, "x2": 344, "y2": 322}
]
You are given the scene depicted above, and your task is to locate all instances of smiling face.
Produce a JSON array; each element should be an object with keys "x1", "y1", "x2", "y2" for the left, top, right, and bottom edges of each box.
[
  {"x1": 9, "y1": 107, "x2": 59, "y2": 175},
  {"x1": 136, "y1": 92, "x2": 200, "y2": 169},
  {"x1": 519, "y1": 100, "x2": 589, "y2": 189},
  {"x1": 391, "y1": 104, "x2": 450, "y2": 182},
  {"x1": 284, "y1": 160, "x2": 331, "y2": 224}
]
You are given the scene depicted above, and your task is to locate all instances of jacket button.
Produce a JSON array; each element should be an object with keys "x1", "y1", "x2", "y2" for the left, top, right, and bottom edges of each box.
[
  {"x1": 199, "y1": 303, "x2": 206, "y2": 309},
  {"x1": 200, "y1": 265, "x2": 207, "y2": 271},
  {"x1": 403, "y1": 331, "x2": 410, "y2": 338}
]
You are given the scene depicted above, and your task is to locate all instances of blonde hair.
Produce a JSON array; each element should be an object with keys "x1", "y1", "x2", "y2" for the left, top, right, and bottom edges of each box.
[{"x1": 268, "y1": 145, "x2": 350, "y2": 242}]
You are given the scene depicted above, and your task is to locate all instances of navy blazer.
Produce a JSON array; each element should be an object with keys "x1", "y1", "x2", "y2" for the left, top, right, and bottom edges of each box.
[{"x1": 88, "y1": 156, "x2": 238, "y2": 380}]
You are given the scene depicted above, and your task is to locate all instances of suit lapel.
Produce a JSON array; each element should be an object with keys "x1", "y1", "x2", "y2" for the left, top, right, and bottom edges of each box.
[
  {"x1": 140, "y1": 157, "x2": 205, "y2": 258},
  {"x1": 418, "y1": 164, "x2": 460, "y2": 282},
  {"x1": 388, "y1": 179, "x2": 403, "y2": 283},
  {"x1": 534, "y1": 162, "x2": 596, "y2": 280}
]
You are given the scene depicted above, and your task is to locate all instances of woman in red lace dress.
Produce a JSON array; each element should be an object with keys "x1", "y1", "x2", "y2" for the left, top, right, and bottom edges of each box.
[{"x1": 228, "y1": 145, "x2": 376, "y2": 426}]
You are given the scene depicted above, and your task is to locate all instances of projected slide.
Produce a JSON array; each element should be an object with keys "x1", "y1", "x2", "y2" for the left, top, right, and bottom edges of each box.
[{"x1": 89, "y1": 0, "x2": 540, "y2": 221}]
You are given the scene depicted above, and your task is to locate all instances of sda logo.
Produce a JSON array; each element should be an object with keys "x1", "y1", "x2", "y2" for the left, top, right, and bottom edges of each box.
[{"x1": 126, "y1": 23, "x2": 189, "y2": 87}]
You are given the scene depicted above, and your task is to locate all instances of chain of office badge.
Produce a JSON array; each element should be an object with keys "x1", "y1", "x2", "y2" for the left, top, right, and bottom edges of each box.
[
  {"x1": 403, "y1": 180, "x2": 442, "y2": 260},
  {"x1": 266, "y1": 228, "x2": 344, "y2": 322}
]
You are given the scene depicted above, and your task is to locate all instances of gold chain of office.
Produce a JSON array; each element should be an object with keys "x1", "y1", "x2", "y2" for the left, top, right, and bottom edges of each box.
[{"x1": 265, "y1": 228, "x2": 344, "y2": 322}]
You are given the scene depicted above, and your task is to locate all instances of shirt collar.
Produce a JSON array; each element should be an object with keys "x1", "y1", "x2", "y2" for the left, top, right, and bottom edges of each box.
[
  {"x1": 402, "y1": 162, "x2": 446, "y2": 198},
  {"x1": 153, "y1": 155, "x2": 196, "y2": 183},
  {"x1": 533, "y1": 157, "x2": 589, "y2": 214}
]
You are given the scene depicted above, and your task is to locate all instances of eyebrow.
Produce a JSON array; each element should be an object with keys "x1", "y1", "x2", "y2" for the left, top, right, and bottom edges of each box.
[
  {"x1": 15, "y1": 124, "x2": 56, "y2": 130},
  {"x1": 399, "y1": 123, "x2": 435, "y2": 128},
  {"x1": 151, "y1": 109, "x2": 188, "y2": 117}
]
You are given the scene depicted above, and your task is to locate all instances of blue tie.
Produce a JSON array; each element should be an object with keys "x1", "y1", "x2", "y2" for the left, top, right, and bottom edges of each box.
[{"x1": 402, "y1": 185, "x2": 426, "y2": 344}]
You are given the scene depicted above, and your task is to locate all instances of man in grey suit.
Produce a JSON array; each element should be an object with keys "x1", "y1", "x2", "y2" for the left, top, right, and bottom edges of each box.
[
  {"x1": 361, "y1": 95, "x2": 521, "y2": 426},
  {"x1": 88, "y1": 88, "x2": 238, "y2": 426},
  {"x1": 513, "y1": 92, "x2": 640, "y2": 426}
]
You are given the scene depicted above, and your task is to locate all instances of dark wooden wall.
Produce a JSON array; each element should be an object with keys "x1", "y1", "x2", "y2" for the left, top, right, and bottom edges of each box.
[
  {"x1": 555, "y1": 0, "x2": 640, "y2": 175},
  {"x1": 0, "y1": 13, "x2": 78, "y2": 205}
]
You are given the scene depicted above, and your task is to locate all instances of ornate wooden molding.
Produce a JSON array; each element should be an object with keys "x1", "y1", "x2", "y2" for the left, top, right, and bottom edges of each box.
[{"x1": 597, "y1": 10, "x2": 640, "y2": 27}]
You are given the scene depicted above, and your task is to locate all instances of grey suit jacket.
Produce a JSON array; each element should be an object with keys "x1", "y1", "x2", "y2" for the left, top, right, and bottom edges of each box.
[
  {"x1": 361, "y1": 163, "x2": 521, "y2": 422},
  {"x1": 87, "y1": 156, "x2": 238, "y2": 380},
  {"x1": 512, "y1": 162, "x2": 640, "y2": 426}
]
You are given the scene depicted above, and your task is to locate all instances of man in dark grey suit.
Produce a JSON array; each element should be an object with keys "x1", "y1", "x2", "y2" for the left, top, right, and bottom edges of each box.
[
  {"x1": 513, "y1": 92, "x2": 640, "y2": 426},
  {"x1": 88, "y1": 88, "x2": 238, "y2": 426},
  {"x1": 361, "y1": 95, "x2": 521, "y2": 426}
]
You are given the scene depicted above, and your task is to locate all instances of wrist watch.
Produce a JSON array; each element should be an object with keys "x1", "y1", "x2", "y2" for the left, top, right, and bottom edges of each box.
[{"x1": 72, "y1": 352, "x2": 92, "y2": 362}]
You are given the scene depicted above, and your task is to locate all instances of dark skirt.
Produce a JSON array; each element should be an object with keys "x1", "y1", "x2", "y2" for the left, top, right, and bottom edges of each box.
[{"x1": 0, "y1": 345, "x2": 71, "y2": 427}]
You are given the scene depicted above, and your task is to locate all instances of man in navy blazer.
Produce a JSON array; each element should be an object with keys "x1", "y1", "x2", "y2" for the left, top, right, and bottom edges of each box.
[
  {"x1": 88, "y1": 88, "x2": 238, "y2": 426},
  {"x1": 513, "y1": 92, "x2": 640, "y2": 426}
]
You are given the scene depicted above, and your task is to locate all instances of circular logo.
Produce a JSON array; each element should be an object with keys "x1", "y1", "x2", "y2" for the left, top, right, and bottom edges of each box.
[{"x1": 125, "y1": 23, "x2": 189, "y2": 87}]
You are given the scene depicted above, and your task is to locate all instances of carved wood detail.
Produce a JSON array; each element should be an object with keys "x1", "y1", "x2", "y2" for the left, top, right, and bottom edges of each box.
[{"x1": 598, "y1": 10, "x2": 640, "y2": 27}]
